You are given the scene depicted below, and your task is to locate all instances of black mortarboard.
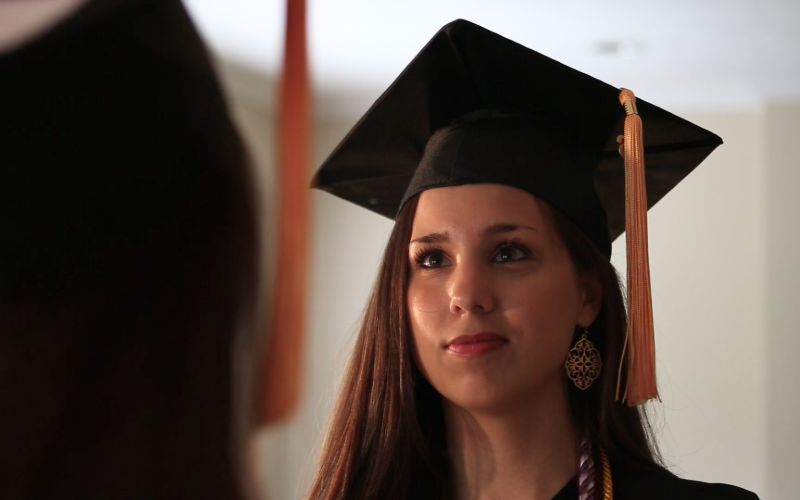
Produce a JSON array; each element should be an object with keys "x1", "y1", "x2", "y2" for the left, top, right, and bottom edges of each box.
[
  {"x1": 312, "y1": 19, "x2": 722, "y2": 259},
  {"x1": 0, "y1": 0, "x2": 238, "y2": 287},
  {"x1": 312, "y1": 19, "x2": 724, "y2": 406}
]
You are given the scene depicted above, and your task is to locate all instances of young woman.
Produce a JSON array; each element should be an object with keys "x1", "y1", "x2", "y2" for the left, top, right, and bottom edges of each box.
[{"x1": 306, "y1": 20, "x2": 759, "y2": 500}]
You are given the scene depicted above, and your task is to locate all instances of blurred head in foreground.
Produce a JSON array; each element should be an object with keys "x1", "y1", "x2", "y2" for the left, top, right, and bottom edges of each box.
[{"x1": 0, "y1": 0, "x2": 258, "y2": 498}]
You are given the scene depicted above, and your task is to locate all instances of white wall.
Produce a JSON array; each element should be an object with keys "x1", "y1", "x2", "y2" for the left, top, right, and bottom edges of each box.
[
  {"x1": 765, "y1": 102, "x2": 800, "y2": 500},
  {"x1": 221, "y1": 60, "x2": 796, "y2": 499},
  {"x1": 611, "y1": 109, "x2": 768, "y2": 495}
]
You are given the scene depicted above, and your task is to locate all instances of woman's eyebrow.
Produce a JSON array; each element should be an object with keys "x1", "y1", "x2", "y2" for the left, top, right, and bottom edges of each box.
[
  {"x1": 410, "y1": 225, "x2": 535, "y2": 244},
  {"x1": 410, "y1": 232, "x2": 449, "y2": 244},
  {"x1": 483, "y1": 223, "x2": 537, "y2": 236}
]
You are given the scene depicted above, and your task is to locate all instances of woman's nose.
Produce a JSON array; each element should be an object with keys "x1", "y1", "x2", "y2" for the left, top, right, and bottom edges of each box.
[{"x1": 449, "y1": 261, "x2": 495, "y2": 315}]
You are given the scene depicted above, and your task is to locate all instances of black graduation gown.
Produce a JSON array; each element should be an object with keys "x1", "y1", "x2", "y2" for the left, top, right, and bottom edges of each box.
[{"x1": 552, "y1": 463, "x2": 759, "y2": 500}]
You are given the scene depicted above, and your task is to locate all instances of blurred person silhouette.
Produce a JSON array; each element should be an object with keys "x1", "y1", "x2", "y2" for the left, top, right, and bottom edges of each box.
[{"x1": 0, "y1": 0, "x2": 260, "y2": 498}]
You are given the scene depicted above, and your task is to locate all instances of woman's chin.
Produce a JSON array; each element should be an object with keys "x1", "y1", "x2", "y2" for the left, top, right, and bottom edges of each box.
[
  {"x1": 435, "y1": 371, "x2": 566, "y2": 416},
  {"x1": 438, "y1": 381, "x2": 523, "y2": 415}
]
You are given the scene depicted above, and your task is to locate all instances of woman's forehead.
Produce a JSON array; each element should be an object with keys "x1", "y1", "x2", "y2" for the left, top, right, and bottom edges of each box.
[{"x1": 410, "y1": 184, "x2": 545, "y2": 238}]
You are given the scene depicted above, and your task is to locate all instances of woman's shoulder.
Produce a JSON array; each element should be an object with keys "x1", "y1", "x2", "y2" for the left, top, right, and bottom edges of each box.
[{"x1": 613, "y1": 461, "x2": 759, "y2": 500}]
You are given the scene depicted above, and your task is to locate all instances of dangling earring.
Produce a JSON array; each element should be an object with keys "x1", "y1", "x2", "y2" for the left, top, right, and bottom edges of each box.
[{"x1": 565, "y1": 328, "x2": 603, "y2": 390}]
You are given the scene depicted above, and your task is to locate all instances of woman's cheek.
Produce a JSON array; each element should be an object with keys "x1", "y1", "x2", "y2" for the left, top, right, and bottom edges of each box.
[
  {"x1": 408, "y1": 280, "x2": 446, "y2": 380},
  {"x1": 408, "y1": 275, "x2": 445, "y2": 314},
  {"x1": 408, "y1": 276, "x2": 449, "y2": 340},
  {"x1": 507, "y1": 276, "x2": 580, "y2": 364}
]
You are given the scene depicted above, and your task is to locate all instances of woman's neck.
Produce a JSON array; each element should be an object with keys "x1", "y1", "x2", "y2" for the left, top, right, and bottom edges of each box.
[{"x1": 444, "y1": 378, "x2": 578, "y2": 500}]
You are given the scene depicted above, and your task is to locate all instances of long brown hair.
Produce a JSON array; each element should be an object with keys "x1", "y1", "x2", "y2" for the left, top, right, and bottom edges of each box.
[{"x1": 307, "y1": 192, "x2": 661, "y2": 500}]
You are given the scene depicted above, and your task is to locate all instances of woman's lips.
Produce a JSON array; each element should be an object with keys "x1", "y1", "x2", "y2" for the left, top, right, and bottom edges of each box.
[{"x1": 446, "y1": 332, "x2": 508, "y2": 357}]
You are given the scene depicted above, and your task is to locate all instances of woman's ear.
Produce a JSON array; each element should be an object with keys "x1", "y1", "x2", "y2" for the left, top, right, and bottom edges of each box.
[{"x1": 577, "y1": 270, "x2": 603, "y2": 327}]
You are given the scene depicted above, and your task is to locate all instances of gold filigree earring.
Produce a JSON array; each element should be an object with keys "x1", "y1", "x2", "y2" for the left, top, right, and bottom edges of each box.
[{"x1": 565, "y1": 328, "x2": 602, "y2": 390}]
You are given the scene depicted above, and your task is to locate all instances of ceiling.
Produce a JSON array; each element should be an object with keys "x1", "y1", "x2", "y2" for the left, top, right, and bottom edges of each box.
[{"x1": 184, "y1": 0, "x2": 799, "y2": 115}]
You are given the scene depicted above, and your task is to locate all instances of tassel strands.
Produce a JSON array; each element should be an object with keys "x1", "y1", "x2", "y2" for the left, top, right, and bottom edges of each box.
[{"x1": 615, "y1": 89, "x2": 659, "y2": 406}]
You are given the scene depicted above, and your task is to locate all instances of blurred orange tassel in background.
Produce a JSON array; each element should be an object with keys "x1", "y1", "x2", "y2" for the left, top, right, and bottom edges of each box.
[{"x1": 259, "y1": 0, "x2": 311, "y2": 424}]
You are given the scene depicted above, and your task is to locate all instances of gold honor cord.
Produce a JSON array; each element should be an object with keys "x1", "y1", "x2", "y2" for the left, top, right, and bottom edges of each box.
[{"x1": 600, "y1": 448, "x2": 613, "y2": 500}]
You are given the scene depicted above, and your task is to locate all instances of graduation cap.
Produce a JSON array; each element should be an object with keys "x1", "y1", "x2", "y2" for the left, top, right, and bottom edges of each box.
[
  {"x1": 312, "y1": 19, "x2": 723, "y2": 406},
  {"x1": 0, "y1": 0, "x2": 238, "y2": 287}
]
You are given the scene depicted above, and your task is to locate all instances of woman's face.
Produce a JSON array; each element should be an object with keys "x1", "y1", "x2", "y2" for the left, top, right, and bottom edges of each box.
[{"x1": 407, "y1": 184, "x2": 600, "y2": 413}]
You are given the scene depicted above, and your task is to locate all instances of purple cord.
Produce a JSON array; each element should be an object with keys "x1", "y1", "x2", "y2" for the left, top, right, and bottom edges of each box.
[{"x1": 578, "y1": 436, "x2": 596, "y2": 500}]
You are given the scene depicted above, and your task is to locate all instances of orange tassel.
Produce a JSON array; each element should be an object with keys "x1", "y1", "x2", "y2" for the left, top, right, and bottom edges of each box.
[
  {"x1": 259, "y1": 0, "x2": 311, "y2": 424},
  {"x1": 615, "y1": 89, "x2": 659, "y2": 406}
]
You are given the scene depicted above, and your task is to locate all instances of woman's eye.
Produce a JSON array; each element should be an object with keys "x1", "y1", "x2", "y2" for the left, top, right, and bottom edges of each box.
[
  {"x1": 418, "y1": 251, "x2": 451, "y2": 268},
  {"x1": 492, "y1": 245, "x2": 528, "y2": 263}
]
